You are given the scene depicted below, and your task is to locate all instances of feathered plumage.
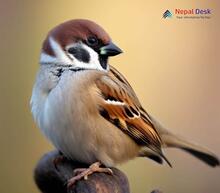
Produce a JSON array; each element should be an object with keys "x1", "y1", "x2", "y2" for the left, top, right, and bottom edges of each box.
[{"x1": 31, "y1": 18, "x2": 219, "y2": 187}]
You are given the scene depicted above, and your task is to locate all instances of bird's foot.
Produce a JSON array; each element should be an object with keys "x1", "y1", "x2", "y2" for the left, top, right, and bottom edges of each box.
[{"x1": 67, "y1": 161, "x2": 113, "y2": 188}]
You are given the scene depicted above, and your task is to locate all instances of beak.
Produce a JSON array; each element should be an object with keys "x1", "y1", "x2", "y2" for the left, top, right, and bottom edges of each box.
[{"x1": 100, "y1": 42, "x2": 123, "y2": 56}]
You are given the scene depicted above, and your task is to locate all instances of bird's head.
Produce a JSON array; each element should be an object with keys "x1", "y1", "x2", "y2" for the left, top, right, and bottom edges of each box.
[{"x1": 40, "y1": 19, "x2": 122, "y2": 72}]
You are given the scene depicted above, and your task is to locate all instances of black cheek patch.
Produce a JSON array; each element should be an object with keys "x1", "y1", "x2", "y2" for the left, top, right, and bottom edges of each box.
[{"x1": 68, "y1": 47, "x2": 90, "y2": 63}]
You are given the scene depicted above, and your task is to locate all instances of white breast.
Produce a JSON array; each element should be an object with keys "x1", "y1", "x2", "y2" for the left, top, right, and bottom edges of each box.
[{"x1": 31, "y1": 68, "x2": 140, "y2": 166}]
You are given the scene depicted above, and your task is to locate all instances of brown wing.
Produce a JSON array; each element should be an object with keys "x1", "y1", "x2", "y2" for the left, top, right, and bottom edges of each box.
[{"x1": 95, "y1": 65, "x2": 162, "y2": 153}]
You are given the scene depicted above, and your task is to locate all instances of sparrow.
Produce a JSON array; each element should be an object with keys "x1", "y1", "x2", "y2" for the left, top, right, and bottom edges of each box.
[{"x1": 31, "y1": 19, "x2": 219, "y2": 187}]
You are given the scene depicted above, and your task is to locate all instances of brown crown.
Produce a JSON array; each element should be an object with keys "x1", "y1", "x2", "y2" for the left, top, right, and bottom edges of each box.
[{"x1": 42, "y1": 19, "x2": 111, "y2": 56}]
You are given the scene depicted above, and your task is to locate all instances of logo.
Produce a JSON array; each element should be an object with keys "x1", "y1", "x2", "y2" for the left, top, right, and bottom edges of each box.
[
  {"x1": 163, "y1": 10, "x2": 172, "y2": 18},
  {"x1": 175, "y1": 8, "x2": 211, "y2": 15},
  {"x1": 162, "y1": 9, "x2": 212, "y2": 19}
]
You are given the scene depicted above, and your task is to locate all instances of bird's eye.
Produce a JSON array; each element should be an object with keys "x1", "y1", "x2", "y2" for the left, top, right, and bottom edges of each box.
[{"x1": 87, "y1": 36, "x2": 99, "y2": 46}]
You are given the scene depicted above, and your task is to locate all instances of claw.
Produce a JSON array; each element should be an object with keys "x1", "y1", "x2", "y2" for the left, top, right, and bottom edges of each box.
[{"x1": 67, "y1": 162, "x2": 113, "y2": 188}]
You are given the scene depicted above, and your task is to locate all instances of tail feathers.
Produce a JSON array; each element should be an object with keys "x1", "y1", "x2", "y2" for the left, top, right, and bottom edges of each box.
[
  {"x1": 162, "y1": 134, "x2": 220, "y2": 167},
  {"x1": 181, "y1": 147, "x2": 219, "y2": 167}
]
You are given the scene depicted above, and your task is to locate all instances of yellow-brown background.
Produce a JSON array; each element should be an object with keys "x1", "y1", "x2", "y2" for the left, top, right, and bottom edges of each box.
[{"x1": 0, "y1": 0, "x2": 219, "y2": 193}]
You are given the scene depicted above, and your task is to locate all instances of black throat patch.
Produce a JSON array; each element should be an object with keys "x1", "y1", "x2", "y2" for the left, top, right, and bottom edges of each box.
[{"x1": 99, "y1": 55, "x2": 108, "y2": 70}]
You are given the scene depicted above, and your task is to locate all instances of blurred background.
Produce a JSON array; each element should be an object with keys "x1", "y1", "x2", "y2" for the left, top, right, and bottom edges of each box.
[{"x1": 0, "y1": 0, "x2": 219, "y2": 193}]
